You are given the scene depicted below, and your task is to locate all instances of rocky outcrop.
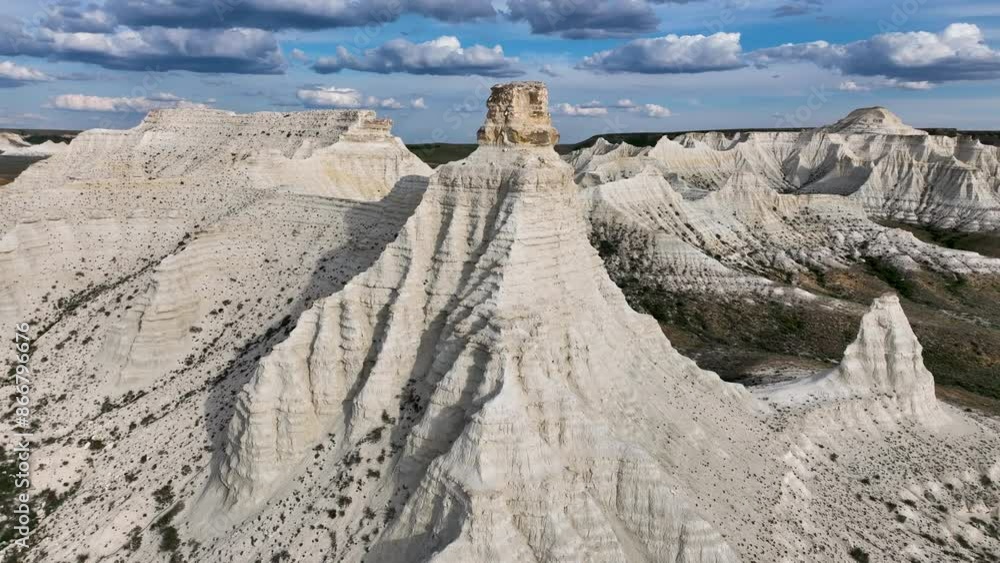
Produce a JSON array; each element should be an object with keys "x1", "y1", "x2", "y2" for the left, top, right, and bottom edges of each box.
[
  {"x1": 477, "y1": 81, "x2": 559, "y2": 146},
  {"x1": 0, "y1": 108, "x2": 430, "y2": 386},
  {"x1": 760, "y1": 294, "x2": 943, "y2": 424},
  {"x1": 829, "y1": 294, "x2": 940, "y2": 418},
  {"x1": 13, "y1": 83, "x2": 1000, "y2": 563}
]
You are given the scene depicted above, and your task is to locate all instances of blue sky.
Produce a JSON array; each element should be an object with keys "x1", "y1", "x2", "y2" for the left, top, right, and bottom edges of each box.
[{"x1": 1, "y1": 0, "x2": 999, "y2": 143}]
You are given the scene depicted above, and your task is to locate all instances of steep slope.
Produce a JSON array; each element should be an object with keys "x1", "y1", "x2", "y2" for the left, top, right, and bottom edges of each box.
[
  {"x1": 117, "y1": 82, "x2": 1000, "y2": 563},
  {"x1": 0, "y1": 108, "x2": 430, "y2": 559},
  {"x1": 0, "y1": 108, "x2": 429, "y2": 340},
  {"x1": 192, "y1": 80, "x2": 753, "y2": 563}
]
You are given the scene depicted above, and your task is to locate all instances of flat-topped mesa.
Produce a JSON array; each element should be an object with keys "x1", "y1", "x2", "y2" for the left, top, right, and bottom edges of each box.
[
  {"x1": 477, "y1": 81, "x2": 560, "y2": 146},
  {"x1": 826, "y1": 106, "x2": 926, "y2": 136}
]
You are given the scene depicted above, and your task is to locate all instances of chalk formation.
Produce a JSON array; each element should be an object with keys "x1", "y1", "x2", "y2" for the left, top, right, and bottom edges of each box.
[{"x1": 0, "y1": 82, "x2": 998, "y2": 563}]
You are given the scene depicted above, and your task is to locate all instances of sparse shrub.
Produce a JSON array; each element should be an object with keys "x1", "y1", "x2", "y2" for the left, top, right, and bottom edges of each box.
[
  {"x1": 158, "y1": 526, "x2": 180, "y2": 552},
  {"x1": 153, "y1": 484, "x2": 174, "y2": 509},
  {"x1": 849, "y1": 546, "x2": 870, "y2": 563},
  {"x1": 126, "y1": 527, "x2": 142, "y2": 551}
]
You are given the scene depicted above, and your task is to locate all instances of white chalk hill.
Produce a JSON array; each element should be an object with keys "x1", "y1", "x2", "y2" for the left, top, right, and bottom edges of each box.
[
  {"x1": 183, "y1": 84, "x2": 1000, "y2": 563},
  {"x1": 567, "y1": 107, "x2": 1000, "y2": 231},
  {"x1": 195, "y1": 81, "x2": 753, "y2": 562},
  {"x1": 762, "y1": 294, "x2": 943, "y2": 422}
]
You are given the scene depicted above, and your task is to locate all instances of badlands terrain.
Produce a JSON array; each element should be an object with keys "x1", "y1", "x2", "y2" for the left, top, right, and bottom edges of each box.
[{"x1": 0, "y1": 82, "x2": 998, "y2": 563}]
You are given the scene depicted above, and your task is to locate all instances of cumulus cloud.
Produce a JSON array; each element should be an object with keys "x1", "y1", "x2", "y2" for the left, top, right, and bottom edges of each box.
[
  {"x1": 839, "y1": 78, "x2": 933, "y2": 92},
  {"x1": 313, "y1": 36, "x2": 522, "y2": 77},
  {"x1": 553, "y1": 103, "x2": 608, "y2": 117},
  {"x1": 507, "y1": 0, "x2": 661, "y2": 39},
  {"x1": 579, "y1": 33, "x2": 745, "y2": 74},
  {"x1": 749, "y1": 23, "x2": 1000, "y2": 83},
  {"x1": 539, "y1": 64, "x2": 560, "y2": 77},
  {"x1": 50, "y1": 93, "x2": 209, "y2": 112},
  {"x1": 552, "y1": 99, "x2": 671, "y2": 118},
  {"x1": 41, "y1": 1, "x2": 117, "y2": 33},
  {"x1": 838, "y1": 80, "x2": 869, "y2": 92},
  {"x1": 0, "y1": 60, "x2": 53, "y2": 87},
  {"x1": 635, "y1": 103, "x2": 671, "y2": 117},
  {"x1": 104, "y1": 0, "x2": 495, "y2": 30},
  {"x1": 290, "y1": 48, "x2": 310, "y2": 63},
  {"x1": 0, "y1": 25, "x2": 286, "y2": 74},
  {"x1": 296, "y1": 86, "x2": 427, "y2": 110}
]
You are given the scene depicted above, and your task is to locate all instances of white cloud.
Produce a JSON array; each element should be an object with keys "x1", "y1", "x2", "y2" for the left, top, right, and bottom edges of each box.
[
  {"x1": 579, "y1": 33, "x2": 745, "y2": 74},
  {"x1": 290, "y1": 48, "x2": 309, "y2": 62},
  {"x1": 314, "y1": 36, "x2": 522, "y2": 77},
  {"x1": 297, "y1": 87, "x2": 365, "y2": 108},
  {"x1": 838, "y1": 80, "x2": 870, "y2": 92},
  {"x1": 553, "y1": 103, "x2": 609, "y2": 117},
  {"x1": 50, "y1": 93, "x2": 208, "y2": 112},
  {"x1": 552, "y1": 100, "x2": 671, "y2": 118},
  {"x1": 635, "y1": 103, "x2": 671, "y2": 118},
  {"x1": 839, "y1": 78, "x2": 934, "y2": 92},
  {"x1": 0, "y1": 60, "x2": 53, "y2": 86},
  {"x1": 297, "y1": 87, "x2": 427, "y2": 110},
  {"x1": 750, "y1": 23, "x2": 1000, "y2": 83}
]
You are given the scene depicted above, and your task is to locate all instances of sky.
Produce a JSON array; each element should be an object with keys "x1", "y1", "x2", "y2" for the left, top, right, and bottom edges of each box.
[{"x1": 1, "y1": 0, "x2": 999, "y2": 143}]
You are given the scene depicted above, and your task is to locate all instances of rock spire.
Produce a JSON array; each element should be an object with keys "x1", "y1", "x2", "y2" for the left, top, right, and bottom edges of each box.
[{"x1": 476, "y1": 81, "x2": 560, "y2": 146}]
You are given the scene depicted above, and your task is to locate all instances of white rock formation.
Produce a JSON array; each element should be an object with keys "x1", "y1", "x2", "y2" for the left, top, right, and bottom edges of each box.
[
  {"x1": 585, "y1": 166, "x2": 1000, "y2": 297},
  {"x1": 762, "y1": 294, "x2": 943, "y2": 422},
  {"x1": 5, "y1": 84, "x2": 1000, "y2": 563},
  {"x1": 179, "y1": 83, "x2": 1000, "y2": 563},
  {"x1": 0, "y1": 131, "x2": 67, "y2": 156},
  {"x1": 0, "y1": 107, "x2": 427, "y2": 332},
  {"x1": 567, "y1": 107, "x2": 1000, "y2": 231},
  {"x1": 195, "y1": 81, "x2": 751, "y2": 562}
]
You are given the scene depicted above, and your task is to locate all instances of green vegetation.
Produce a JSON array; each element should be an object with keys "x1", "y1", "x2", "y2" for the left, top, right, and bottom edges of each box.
[
  {"x1": 864, "y1": 256, "x2": 916, "y2": 300},
  {"x1": 405, "y1": 144, "x2": 477, "y2": 167},
  {"x1": 877, "y1": 219, "x2": 1000, "y2": 259}
]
